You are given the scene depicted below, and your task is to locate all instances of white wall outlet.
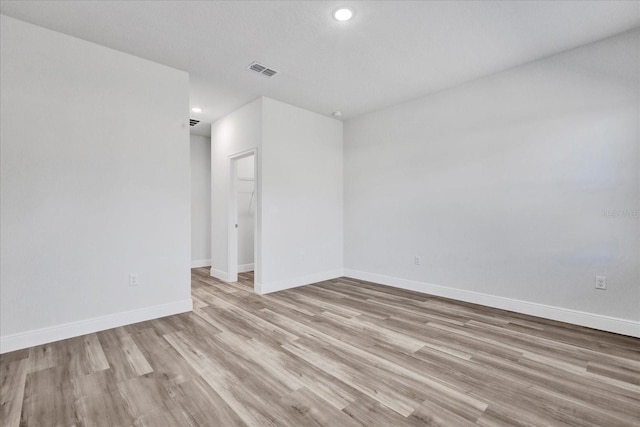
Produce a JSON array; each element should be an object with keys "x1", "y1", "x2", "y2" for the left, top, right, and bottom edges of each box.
[
  {"x1": 129, "y1": 273, "x2": 140, "y2": 287},
  {"x1": 595, "y1": 276, "x2": 606, "y2": 290},
  {"x1": 414, "y1": 256, "x2": 421, "y2": 265}
]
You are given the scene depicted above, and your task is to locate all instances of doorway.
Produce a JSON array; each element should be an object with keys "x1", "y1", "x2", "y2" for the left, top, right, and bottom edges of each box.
[{"x1": 228, "y1": 148, "x2": 258, "y2": 291}]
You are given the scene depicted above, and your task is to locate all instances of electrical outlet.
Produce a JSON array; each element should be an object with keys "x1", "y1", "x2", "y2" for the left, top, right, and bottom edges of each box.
[
  {"x1": 595, "y1": 276, "x2": 606, "y2": 290},
  {"x1": 129, "y1": 273, "x2": 140, "y2": 287},
  {"x1": 414, "y1": 256, "x2": 421, "y2": 265}
]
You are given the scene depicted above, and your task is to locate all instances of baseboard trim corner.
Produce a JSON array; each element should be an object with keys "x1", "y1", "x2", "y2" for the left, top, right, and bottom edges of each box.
[
  {"x1": 254, "y1": 282, "x2": 263, "y2": 294},
  {"x1": 191, "y1": 259, "x2": 212, "y2": 268},
  {"x1": 342, "y1": 269, "x2": 640, "y2": 338},
  {"x1": 0, "y1": 299, "x2": 193, "y2": 354},
  {"x1": 210, "y1": 268, "x2": 230, "y2": 282},
  {"x1": 258, "y1": 268, "x2": 344, "y2": 295},
  {"x1": 238, "y1": 263, "x2": 254, "y2": 273}
]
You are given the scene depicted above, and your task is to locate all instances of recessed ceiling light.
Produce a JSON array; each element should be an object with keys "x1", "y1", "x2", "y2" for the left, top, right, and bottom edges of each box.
[
  {"x1": 191, "y1": 107, "x2": 203, "y2": 113},
  {"x1": 333, "y1": 111, "x2": 343, "y2": 118},
  {"x1": 333, "y1": 7, "x2": 354, "y2": 22}
]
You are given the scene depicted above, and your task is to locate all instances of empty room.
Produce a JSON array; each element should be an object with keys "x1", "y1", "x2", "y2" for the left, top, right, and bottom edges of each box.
[{"x1": 1, "y1": 1, "x2": 639, "y2": 426}]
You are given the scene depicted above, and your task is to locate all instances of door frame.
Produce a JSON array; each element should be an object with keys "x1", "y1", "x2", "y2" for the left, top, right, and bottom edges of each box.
[{"x1": 228, "y1": 147, "x2": 259, "y2": 291}]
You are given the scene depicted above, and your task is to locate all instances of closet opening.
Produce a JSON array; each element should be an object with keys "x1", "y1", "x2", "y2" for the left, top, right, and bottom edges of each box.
[{"x1": 228, "y1": 148, "x2": 258, "y2": 292}]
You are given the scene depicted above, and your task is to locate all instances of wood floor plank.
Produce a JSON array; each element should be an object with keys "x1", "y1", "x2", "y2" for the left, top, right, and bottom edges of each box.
[
  {"x1": 74, "y1": 389, "x2": 135, "y2": 427},
  {"x1": 201, "y1": 292, "x2": 299, "y2": 343},
  {"x1": 281, "y1": 338, "x2": 423, "y2": 416},
  {"x1": 118, "y1": 334, "x2": 152, "y2": 377},
  {"x1": 249, "y1": 338, "x2": 360, "y2": 410},
  {"x1": 212, "y1": 331, "x2": 303, "y2": 395},
  {"x1": 274, "y1": 313, "x2": 490, "y2": 415},
  {"x1": 116, "y1": 373, "x2": 177, "y2": 420},
  {"x1": 20, "y1": 366, "x2": 77, "y2": 426},
  {"x1": 130, "y1": 328, "x2": 197, "y2": 388},
  {"x1": 26, "y1": 343, "x2": 55, "y2": 374},
  {"x1": 0, "y1": 358, "x2": 28, "y2": 427},
  {"x1": 276, "y1": 386, "x2": 361, "y2": 427},
  {"x1": 167, "y1": 376, "x2": 247, "y2": 427},
  {"x1": 0, "y1": 349, "x2": 28, "y2": 365},
  {"x1": 408, "y1": 399, "x2": 479, "y2": 427},
  {"x1": 2, "y1": 269, "x2": 639, "y2": 427},
  {"x1": 587, "y1": 361, "x2": 640, "y2": 385},
  {"x1": 166, "y1": 328, "x2": 305, "y2": 426},
  {"x1": 131, "y1": 407, "x2": 192, "y2": 427},
  {"x1": 71, "y1": 368, "x2": 119, "y2": 399},
  {"x1": 341, "y1": 395, "x2": 419, "y2": 427},
  {"x1": 469, "y1": 350, "x2": 640, "y2": 421},
  {"x1": 367, "y1": 343, "x2": 489, "y2": 422},
  {"x1": 97, "y1": 328, "x2": 152, "y2": 383}
]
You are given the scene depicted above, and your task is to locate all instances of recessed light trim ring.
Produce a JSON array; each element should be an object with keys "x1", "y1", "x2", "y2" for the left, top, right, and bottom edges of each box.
[{"x1": 333, "y1": 7, "x2": 355, "y2": 22}]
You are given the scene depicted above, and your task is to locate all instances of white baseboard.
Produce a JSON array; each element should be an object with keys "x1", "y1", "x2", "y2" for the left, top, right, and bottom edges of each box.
[
  {"x1": 258, "y1": 268, "x2": 344, "y2": 295},
  {"x1": 210, "y1": 268, "x2": 230, "y2": 282},
  {"x1": 343, "y1": 269, "x2": 640, "y2": 338},
  {"x1": 191, "y1": 259, "x2": 211, "y2": 268},
  {"x1": 238, "y1": 263, "x2": 254, "y2": 273},
  {"x1": 0, "y1": 299, "x2": 193, "y2": 354}
]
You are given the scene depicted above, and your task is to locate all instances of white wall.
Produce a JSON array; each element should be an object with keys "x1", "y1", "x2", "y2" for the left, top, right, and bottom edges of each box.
[
  {"x1": 210, "y1": 98, "x2": 262, "y2": 282},
  {"x1": 0, "y1": 16, "x2": 191, "y2": 353},
  {"x1": 344, "y1": 29, "x2": 640, "y2": 336},
  {"x1": 190, "y1": 134, "x2": 212, "y2": 267},
  {"x1": 236, "y1": 155, "x2": 255, "y2": 270},
  {"x1": 261, "y1": 97, "x2": 343, "y2": 292}
]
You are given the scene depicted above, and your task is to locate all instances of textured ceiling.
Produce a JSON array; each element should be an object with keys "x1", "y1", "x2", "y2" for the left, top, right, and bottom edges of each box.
[{"x1": 2, "y1": 1, "x2": 639, "y2": 136}]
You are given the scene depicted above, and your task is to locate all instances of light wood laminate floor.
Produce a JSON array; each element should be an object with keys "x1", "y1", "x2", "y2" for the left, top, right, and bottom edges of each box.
[{"x1": 1, "y1": 269, "x2": 639, "y2": 426}]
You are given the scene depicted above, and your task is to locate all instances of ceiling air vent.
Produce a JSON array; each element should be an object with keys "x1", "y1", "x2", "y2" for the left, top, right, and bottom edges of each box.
[
  {"x1": 247, "y1": 61, "x2": 279, "y2": 77},
  {"x1": 189, "y1": 119, "x2": 200, "y2": 127}
]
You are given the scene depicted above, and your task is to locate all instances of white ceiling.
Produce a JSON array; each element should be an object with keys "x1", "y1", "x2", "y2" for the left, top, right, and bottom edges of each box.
[{"x1": 2, "y1": 1, "x2": 639, "y2": 137}]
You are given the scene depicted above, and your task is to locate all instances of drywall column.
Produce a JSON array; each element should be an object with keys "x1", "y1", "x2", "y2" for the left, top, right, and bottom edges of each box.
[
  {"x1": 0, "y1": 16, "x2": 191, "y2": 352},
  {"x1": 210, "y1": 99, "x2": 262, "y2": 282},
  {"x1": 260, "y1": 98, "x2": 343, "y2": 293},
  {"x1": 210, "y1": 97, "x2": 343, "y2": 293}
]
